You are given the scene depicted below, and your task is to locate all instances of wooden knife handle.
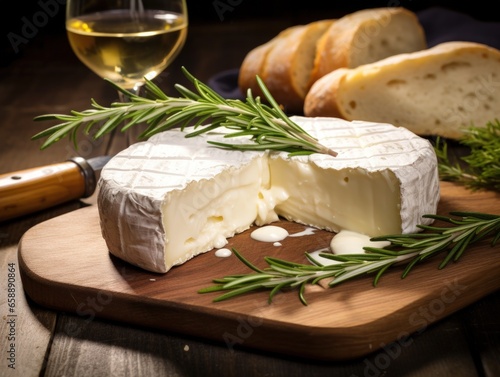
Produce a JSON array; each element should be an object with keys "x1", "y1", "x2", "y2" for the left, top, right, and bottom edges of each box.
[{"x1": 0, "y1": 160, "x2": 88, "y2": 222}]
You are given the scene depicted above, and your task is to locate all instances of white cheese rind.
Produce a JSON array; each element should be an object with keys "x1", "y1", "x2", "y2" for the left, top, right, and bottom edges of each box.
[
  {"x1": 97, "y1": 116, "x2": 440, "y2": 273},
  {"x1": 98, "y1": 133, "x2": 268, "y2": 273}
]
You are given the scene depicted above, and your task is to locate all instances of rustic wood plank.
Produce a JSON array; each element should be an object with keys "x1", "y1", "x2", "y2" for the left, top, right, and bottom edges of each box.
[
  {"x1": 41, "y1": 308, "x2": 482, "y2": 377},
  {"x1": 0, "y1": 237, "x2": 56, "y2": 375},
  {"x1": 351, "y1": 315, "x2": 480, "y2": 377},
  {"x1": 44, "y1": 315, "x2": 187, "y2": 377},
  {"x1": 461, "y1": 291, "x2": 500, "y2": 377},
  {"x1": 17, "y1": 181, "x2": 500, "y2": 361}
]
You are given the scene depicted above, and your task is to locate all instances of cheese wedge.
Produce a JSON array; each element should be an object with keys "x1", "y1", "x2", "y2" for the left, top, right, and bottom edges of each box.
[{"x1": 97, "y1": 116, "x2": 440, "y2": 273}]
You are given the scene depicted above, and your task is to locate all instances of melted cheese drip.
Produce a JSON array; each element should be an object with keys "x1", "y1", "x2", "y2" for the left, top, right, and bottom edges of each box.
[
  {"x1": 309, "y1": 230, "x2": 391, "y2": 266},
  {"x1": 215, "y1": 248, "x2": 232, "y2": 258},
  {"x1": 330, "y1": 230, "x2": 391, "y2": 254},
  {"x1": 250, "y1": 226, "x2": 289, "y2": 242}
]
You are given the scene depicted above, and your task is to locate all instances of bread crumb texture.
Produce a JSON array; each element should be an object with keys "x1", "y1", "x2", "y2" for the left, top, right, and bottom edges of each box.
[{"x1": 305, "y1": 41, "x2": 500, "y2": 140}]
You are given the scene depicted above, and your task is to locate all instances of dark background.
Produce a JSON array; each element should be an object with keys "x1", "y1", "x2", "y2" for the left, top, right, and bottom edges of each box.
[
  {"x1": 186, "y1": 1, "x2": 500, "y2": 22},
  {"x1": 2, "y1": 0, "x2": 499, "y2": 66}
]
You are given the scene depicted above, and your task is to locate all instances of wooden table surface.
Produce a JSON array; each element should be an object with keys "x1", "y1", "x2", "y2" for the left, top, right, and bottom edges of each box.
[{"x1": 1, "y1": 4, "x2": 500, "y2": 377}]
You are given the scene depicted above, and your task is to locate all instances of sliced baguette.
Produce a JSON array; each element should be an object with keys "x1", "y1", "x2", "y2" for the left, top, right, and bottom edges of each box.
[
  {"x1": 258, "y1": 19, "x2": 334, "y2": 113},
  {"x1": 237, "y1": 26, "x2": 300, "y2": 100},
  {"x1": 304, "y1": 41, "x2": 500, "y2": 139},
  {"x1": 309, "y1": 7, "x2": 427, "y2": 85},
  {"x1": 238, "y1": 20, "x2": 334, "y2": 113},
  {"x1": 238, "y1": 7, "x2": 426, "y2": 114}
]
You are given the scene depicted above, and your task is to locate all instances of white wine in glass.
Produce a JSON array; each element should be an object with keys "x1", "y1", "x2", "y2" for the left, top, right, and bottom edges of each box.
[{"x1": 66, "y1": 0, "x2": 188, "y2": 98}]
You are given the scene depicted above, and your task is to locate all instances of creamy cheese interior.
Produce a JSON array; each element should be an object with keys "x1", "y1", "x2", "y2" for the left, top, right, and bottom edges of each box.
[
  {"x1": 160, "y1": 154, "x2": 403, "y2": 270},
  {"x1": 161, "y1": 157, "x2": 272, "y2": 268},
  {"x1": 269, "y1": 157, "x2": 401, "y2": 235}
]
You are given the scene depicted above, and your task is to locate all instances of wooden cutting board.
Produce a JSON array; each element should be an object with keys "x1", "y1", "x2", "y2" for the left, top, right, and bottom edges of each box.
[{"x1": 18, "y1": 181, "x2": 500, "y2": 361}]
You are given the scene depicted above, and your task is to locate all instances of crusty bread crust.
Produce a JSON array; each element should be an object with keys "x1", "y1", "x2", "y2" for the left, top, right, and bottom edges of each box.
[
  {"x1": 261, "y1": 20, "x2": 334, "y2": 113},
  {"x1": 237, "y1": 42, "x2": 274, "y2": 99},
  {"x1": 305, "y1": 41, "x2": 500, "y2": 139},
  {"x1": 237, "y1": 27, "x2": 298, "y2": 99},
  {"x1": 309, "y1": 7, "x2": 427, "y2": 85},
  {"x1": 303, "y1": 68, "x2": 348, "y2": 118}
]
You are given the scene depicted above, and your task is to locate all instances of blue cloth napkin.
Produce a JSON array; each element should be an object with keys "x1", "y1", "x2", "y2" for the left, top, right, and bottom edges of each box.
[{"x1": 418, "y1": 7, "x2": 500, "y2": 49}]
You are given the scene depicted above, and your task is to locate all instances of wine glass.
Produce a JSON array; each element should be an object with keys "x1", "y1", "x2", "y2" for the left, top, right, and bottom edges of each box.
[{"x1": 66, "y1": 0, "x2": 188, "y2": 101}]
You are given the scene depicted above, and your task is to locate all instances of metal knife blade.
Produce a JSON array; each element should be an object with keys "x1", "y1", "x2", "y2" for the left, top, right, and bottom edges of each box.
[{"x1": 0, "y1": 155, "x2": 112, "y2": 222}]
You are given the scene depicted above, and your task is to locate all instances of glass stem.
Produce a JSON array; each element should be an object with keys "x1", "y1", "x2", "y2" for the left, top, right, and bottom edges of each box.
[
  {"x1": 116, "y1": 83, "x2": 146, "y2": 144},
  {"x1": 117, "y1": 83, "x2": 143, "y2": 102}
]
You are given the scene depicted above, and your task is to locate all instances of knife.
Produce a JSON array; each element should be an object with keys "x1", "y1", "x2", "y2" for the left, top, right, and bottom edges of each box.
[{"x1": 0, "y1": 156, "x2": 111, "y2": 222}]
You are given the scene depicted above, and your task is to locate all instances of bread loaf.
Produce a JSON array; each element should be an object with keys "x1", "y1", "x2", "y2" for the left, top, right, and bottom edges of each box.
[
  {"x1": 238, "y1": 21, "x2": 334, "y2": 113},
  {"x1": 237, "y1": 26, "x2": 300, "y2": 100},
  {"x1": 238, "y1": 7, "x2": 426, "y2": 114},
  {"x1": 304, "y1": 41, "x2": 500, "y2": 140},
  {"x1": 309, "y1": 7, "x2": 427, "y2": 85},
  {"x1": 259, "y1": 20, "x2": 334, "y2": 113}
]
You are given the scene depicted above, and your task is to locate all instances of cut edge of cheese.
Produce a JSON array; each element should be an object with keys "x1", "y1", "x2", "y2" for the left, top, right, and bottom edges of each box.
[{"x1": 97, "y1": 116, "x2": 440, "y2": 273}]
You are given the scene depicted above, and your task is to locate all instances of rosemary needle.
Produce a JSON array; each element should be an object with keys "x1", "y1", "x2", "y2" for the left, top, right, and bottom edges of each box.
[
  {"x1": 199, "y1": 212, "x2": 500, "y2": 305},
  {"x1": 434, "y1": 119, "x2": 500, "y2": 191},
  {"x1": 32, "y1": 67, "x2": 337, "y2": 157}
]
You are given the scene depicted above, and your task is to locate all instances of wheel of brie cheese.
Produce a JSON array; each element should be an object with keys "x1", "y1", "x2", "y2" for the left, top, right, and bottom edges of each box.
[{"x1": 97, "y1": 116, "x2": 440, "y2": 273}]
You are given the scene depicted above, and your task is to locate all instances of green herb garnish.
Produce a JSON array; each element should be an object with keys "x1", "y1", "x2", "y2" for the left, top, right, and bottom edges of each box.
[
  {"x1": 32, "y1": 67, "x2": 337, "y2": 157},
  {"x1": 199, "y1": 212, "x2": 500, "y2": 305},
  {"x1": 435, "y1": 120, "x2": 500, "y2": 191}
]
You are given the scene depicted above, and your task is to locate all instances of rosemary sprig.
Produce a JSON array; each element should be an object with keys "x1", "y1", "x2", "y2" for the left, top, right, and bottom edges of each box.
[
  {"x1": 199, "y1": 212, "x2": 500, "y2": 305},
  {"x1": 434, "y1": 120, "x2": 500, "y2": 191},
  {"x1": 32, "y1": 67, "x2": 337, "y2": 157}
]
